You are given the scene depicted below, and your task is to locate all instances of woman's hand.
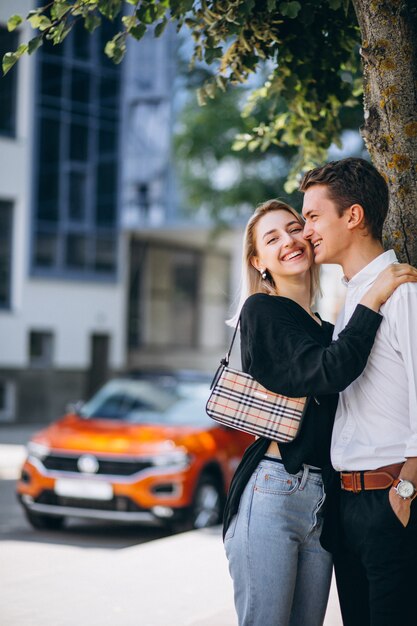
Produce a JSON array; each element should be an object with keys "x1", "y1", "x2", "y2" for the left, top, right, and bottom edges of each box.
[{"x1": 360, "y1": 263, "x2": 417, "y2": 312}]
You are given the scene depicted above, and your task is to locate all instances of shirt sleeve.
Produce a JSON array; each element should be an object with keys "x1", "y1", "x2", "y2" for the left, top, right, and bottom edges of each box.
[
  {"x1": 392, "y1": 289, "x2": 417, "y2": 457},
  {"x1": 241, "y1": 296, "x2": 382, "y2": 397}
]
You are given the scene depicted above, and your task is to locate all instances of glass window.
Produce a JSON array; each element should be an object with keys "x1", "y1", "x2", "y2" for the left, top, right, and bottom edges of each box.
[
  {"x1": 32, "y1": 24, "x2": 121, "y2": 277},
  {"x1": 65, "y1": 233, "x2": 88, "y2": 269},
  {"x1": 0, "y1": 201, "x2": 13, "y2": 308},
  {"x1": 33, "y1": 231, "x2": 59, "y2": 268},
  {"x1": 70, "y1": 68, "x2": 91, "y2": 108},
  {"x1": 0, "y1": 379, "x2": 16, "y2": 422},
  {"x1": 94, "y1": 235, "x2": 117, "y2": 273},
  {"x1": 95, "y1": 161, "x2": 117, "y2": 226},
  {"x1": 39, "y1": 59, "x2": 63, "y2": 101},
  {"x1": 69, "y1": 120, "x2": 89, "y2": 162},
  {"x1": 68, "y1": 170, "x2": 88, "y2": 222},
  {"x1": 39, "y1": 116, "x2": 61, "y2": 165},
  {"x1": 98, "y1": 121, "x2": 118, "y2": 156},
  {"x1": 29, "y1": 331, "x2": 54, "y2": 367},
  {"x1": 0, "y1": 27, "x2": 18, "y2": 136},
  {"x1": 171, "y1": 252, "x2": 199, "y2": 348},
  {"x1": 71, "y1": 22, "x2": 91, "y2": 60},
  {"x1": 99, "y1": 75, "x2": 121, "y2": 113},
  {"x1": 36, "y1": 169, "x2": 60, "y2": 222}
]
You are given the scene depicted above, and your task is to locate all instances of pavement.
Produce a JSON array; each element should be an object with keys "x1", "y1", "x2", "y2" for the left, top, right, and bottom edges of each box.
[{"x1": 0, "y1": 424, "x2": 342, "y2": 625}]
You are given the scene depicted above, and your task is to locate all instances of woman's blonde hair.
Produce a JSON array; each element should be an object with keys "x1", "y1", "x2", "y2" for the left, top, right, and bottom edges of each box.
[{"x1": 227, "y1": 199, "x2": 321, "y2": 327}]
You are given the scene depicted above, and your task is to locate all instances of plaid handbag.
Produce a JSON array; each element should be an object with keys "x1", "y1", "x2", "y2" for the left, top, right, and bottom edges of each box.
[{"x1": 206, "y1": 319, "x2": 309, "y2": 442}]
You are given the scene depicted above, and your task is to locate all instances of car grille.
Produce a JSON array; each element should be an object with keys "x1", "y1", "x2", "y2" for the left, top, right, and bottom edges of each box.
[
  {"x1": 42, "y1": 454, "x2": 154, "y2": 476},
  {"x1": 36, "y1": 490, "x2": 146, "y2": 512}
]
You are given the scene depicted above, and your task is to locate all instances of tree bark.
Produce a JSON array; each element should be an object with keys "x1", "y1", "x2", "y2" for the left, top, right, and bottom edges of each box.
[{"x1": 352, "y1": 0, "x2": 417, "y2": 264}]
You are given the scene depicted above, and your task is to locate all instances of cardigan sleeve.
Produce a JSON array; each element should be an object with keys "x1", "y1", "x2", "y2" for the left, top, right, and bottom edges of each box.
[{"x1": 241, "y1": 295, "x2": 382, "y2": 397}]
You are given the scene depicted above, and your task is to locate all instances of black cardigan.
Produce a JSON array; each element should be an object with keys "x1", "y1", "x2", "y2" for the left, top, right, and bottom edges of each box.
[{"x1": 223, "y1": 294, "x2": 383, "y2": 539}]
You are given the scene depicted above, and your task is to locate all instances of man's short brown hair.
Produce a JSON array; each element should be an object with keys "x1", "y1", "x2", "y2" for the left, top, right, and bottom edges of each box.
[{"x1": 299, "y1": 157, "x2": 389, "y2": 241}]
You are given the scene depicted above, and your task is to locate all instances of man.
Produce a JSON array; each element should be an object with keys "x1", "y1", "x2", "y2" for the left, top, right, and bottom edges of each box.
[{"x1": 300, "y1": 157, "x2": 417, "y2": 626}]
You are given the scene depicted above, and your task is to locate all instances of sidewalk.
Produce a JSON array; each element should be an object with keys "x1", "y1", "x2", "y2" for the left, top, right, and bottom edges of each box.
[{"x1": 0, "y1": 423, "x2": 342, "y2": 625}]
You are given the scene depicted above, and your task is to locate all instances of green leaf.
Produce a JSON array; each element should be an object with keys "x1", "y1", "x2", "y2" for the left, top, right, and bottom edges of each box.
[
  {"x1": 328, "y1": 0, "x2": 342, "y2": 9},
  {"x1": 28, "y1": 14, "x2": 51, "y2": 31},
  {"x1": 7, "y1": 15, "x2": 23, "y2": 32},
  {"x1": 122, "y1": 15, "x2": 136, "y2": 29},
  {"x1": 51, "y1": 2, "x2": 72, "y2": 21},
  {"x1": 196, "y1": 87, "x2": 207, "y2": 106},
  {"x1": 47, "y1": 21, "x2": 73, "y2": 45},
  {"x1": 98, "y1": 0, "x2": 123, "y2": 21},
  {"x1": 215, "y1": 75, "x2": 227, "y2": 92},
  {"x1": 2, "y1": 42, "x2": 29, "y2": 75},
  {"x1": 130, "y1": 24, "x2": 147, "y2": 40},
  {"x1": 84, "y1": 13, "x2": 102, "y2": 34},
  {"x1": 28, "y1": 35, "x2": 43, "y2": 55},
  {"x1": 104, "y1": 36, "x2": 126, "y2": 63},
  {"x1": 154, "y1": 18, "x2": 168, "y2": 38},
  {"x1": 279, "y1": 2, "x2": 301, "y2": 18},
  {"x1": 2, "y1": 52, "x2": 18, "y2": 76}
]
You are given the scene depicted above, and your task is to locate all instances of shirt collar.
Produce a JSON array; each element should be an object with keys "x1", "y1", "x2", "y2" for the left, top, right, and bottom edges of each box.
[{"x1": 341, "y1": 250, "x2": 398, "y2": 287}]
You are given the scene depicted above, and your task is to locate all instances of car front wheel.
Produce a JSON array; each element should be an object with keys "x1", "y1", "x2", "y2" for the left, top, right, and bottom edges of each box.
[
  {"x1": 24, "y1": 509, "x2": 65, "y2": 531},
  {"x1": 190, "y1": 476, "x2": 223, "y2": 529}
]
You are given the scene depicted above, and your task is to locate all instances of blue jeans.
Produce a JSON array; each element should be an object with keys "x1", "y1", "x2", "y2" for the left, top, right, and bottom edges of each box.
[{"x1": 224, "y1": 459, "x2": 332, "y2": 626}]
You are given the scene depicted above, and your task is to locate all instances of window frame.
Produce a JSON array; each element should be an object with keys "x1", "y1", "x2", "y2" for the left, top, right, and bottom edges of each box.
[
  {"x1": 28, "y1": 329, "x2": 55, "y2": 368},
  {"x1": 0, "y1": 379, "x2": 16, "y2": 422}
]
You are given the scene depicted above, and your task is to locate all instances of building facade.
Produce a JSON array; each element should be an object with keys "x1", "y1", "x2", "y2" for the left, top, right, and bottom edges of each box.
[
  {"x1": 0, "y1": 1, "x2": 126, "y2": 423},
  {"x1": 0, "y1": 2, "x2": 236, "y2": 423}
]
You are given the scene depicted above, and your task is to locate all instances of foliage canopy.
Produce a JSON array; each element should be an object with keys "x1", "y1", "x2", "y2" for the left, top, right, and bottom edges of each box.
[{"x1": 4, "y1": 1, "x2": 361, "y2": 180}]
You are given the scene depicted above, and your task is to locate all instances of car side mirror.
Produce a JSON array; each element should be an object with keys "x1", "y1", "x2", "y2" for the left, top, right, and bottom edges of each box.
[{"x1": 66, "y1": 400, "x2": 84, "y2": 415}]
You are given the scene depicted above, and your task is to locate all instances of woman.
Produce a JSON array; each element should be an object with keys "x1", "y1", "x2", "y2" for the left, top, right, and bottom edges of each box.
[{"x1": 223, "y1": 199, "x2": 417, "y2": 626}]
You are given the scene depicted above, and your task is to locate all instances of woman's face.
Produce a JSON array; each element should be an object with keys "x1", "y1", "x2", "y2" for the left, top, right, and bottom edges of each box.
[{"x1": 252, "y1": 210, "x2": 313, "y2": 280}]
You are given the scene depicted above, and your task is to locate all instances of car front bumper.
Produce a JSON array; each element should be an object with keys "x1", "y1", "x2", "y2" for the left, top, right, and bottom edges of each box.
[{"x1": 19, "y1": 493, "x2": 167, "y2": 524}]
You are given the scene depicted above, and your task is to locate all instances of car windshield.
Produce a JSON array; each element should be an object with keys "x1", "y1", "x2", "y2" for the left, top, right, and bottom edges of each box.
[{"x1": 79, "y1": 379, "x2": 212, "y2": 426}]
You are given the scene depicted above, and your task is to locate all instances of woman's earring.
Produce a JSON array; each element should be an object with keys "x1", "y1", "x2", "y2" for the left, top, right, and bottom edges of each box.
[{"x1": 261, "y1": 269, "x2": 267, "y2": 280}]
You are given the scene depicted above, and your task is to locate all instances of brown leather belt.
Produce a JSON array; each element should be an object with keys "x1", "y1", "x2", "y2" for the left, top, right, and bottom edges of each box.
[{"x1": 340, "y1": 462, "x2": 404, "y2": 493}]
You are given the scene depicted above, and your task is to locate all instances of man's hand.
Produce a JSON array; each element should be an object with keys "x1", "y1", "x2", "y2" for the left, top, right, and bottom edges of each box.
[{"x1": 389, "y1": 487, "x2": 412, "y2": 527}]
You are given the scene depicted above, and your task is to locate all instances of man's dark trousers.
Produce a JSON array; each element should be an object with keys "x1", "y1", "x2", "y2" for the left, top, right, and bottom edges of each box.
[{"x1": 333, "y1": 488, "x2": 417, "y2": 626}]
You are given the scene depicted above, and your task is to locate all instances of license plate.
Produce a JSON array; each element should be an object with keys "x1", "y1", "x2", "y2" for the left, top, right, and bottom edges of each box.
[{"x1": 55, "y1": 478, "x2": 113, "y2": 501}]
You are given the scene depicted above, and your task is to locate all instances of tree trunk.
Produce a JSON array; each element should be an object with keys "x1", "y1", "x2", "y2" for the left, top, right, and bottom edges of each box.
[{"x1": 352, "y1": 0, "x2": 417, "y2": 264}]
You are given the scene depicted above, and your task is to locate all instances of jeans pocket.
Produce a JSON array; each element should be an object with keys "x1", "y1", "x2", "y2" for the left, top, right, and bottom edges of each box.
[{"x1": 255, "y1": 466, "x2": 299, "y2": 495}]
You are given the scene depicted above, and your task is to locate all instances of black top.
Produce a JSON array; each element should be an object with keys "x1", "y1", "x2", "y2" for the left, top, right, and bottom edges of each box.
[{"x1": 223, "y1": 294, "x2": 383, "y2": 539}]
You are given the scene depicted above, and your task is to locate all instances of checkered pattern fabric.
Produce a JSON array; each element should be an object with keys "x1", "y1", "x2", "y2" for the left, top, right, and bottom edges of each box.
[{"x1": 206, "y1": 366, "x2": 308, "y2": 442}]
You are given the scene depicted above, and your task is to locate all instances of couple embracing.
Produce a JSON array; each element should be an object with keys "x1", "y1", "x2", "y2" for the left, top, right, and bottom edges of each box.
[{"x1": 223, "y1": 157, "x2": 417, "y2": 626}]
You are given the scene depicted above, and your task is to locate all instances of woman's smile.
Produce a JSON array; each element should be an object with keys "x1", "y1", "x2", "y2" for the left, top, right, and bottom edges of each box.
[{"x1": 281, "y1": 247, "x2": 306, "y2": 262}]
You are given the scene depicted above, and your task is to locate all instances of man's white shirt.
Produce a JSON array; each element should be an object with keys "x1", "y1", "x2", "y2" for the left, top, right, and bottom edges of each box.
[{"x1": 331, "y1": 250, "x2": 417, "y2": 471}]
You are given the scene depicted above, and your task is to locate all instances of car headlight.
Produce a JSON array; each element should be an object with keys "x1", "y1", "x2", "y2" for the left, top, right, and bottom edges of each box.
[
  {"x1": 26, "y1": 441, "x2": 50, "y2": 461},
  {"x1": 150, "y1": 450, "x2": 191, "y2": 470}
]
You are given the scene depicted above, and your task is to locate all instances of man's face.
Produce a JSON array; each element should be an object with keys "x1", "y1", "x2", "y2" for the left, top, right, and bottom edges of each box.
[{"x1": 302, "y1": 184, "x2": 349, "y2": 265}]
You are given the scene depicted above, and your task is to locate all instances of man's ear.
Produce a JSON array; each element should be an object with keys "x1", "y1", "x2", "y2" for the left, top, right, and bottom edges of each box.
[{"x1": 346, "y1": 203, "x2": 365, "y2": 231}]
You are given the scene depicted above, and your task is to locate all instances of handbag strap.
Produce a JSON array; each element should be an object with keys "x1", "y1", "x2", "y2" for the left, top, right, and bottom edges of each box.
[
  {"x1": 223, "y1": 318, "x2": 240, "y2": 367},
  {"x1": 209, "y1": 318, "x2": 240, "y2": 390}
]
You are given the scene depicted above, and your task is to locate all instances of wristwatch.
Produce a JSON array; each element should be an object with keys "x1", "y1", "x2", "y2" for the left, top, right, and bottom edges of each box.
[{"x1": 392, "y1": 478, "x2": 416, "y2": 500}]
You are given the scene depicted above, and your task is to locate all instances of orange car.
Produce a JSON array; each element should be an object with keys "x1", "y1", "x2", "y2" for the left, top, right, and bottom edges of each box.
[{"x1": 17, "y1": 376, "x2": 253, "y2": 531}]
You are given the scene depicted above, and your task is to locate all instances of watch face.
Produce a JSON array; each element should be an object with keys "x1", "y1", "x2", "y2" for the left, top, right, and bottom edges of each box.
[{"x1": 397, "y1": 480, "x2": 415, "y2": 498}]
